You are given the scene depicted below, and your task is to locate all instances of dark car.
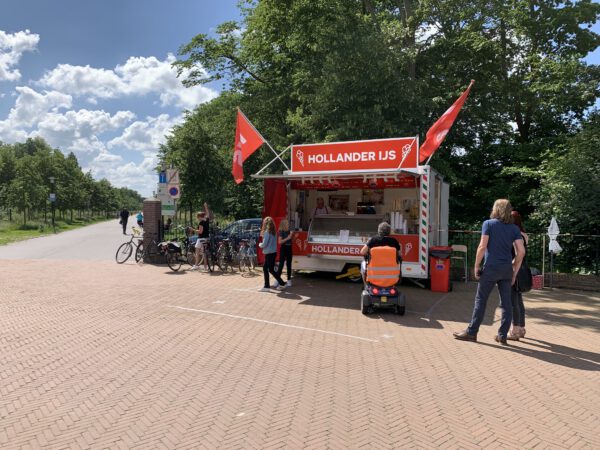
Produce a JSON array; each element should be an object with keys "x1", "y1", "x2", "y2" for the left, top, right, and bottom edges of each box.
[{"x1": 216, "y1": 218, "x2": 262, "y2": 248}]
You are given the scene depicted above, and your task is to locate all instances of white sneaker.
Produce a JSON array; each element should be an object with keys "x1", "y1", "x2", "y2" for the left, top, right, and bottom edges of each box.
[
  {"x1": 286, "y1": 280, "x2": 292, "y2": 287},
  {"x1": 271, "y1": 281, "x2": 280, "y2": 289},
  {"x1": 190, "y1": 265, "x2": 199, "y2": 270},
  {"x1": 277, "y1": 284, "x2": 286, "y2": 290},
  {"x1": 259, "y1": 287, "x2": 271, "y2": 292}
]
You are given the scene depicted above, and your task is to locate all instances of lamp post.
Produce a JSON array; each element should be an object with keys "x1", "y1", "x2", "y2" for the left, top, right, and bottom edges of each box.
[{"x1": 49, "y1": 176, "x2": 56, "y2": 232}]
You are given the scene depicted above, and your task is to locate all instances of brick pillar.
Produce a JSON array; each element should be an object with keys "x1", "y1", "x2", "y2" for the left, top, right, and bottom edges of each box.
[{"x1": 143, "y1": 198, "x2": 163, "y2": 263}]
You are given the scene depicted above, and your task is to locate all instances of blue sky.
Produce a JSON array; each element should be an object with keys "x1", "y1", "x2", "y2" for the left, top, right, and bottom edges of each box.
[
  {"x1": 0, "y1": 2, "x2": 598, "y2": 197},
  {"x1": 0, "y1": 0, "x2": 240, "y2": 196}
]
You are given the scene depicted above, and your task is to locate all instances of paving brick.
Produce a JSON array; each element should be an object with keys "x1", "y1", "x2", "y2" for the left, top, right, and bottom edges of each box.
[{"x1": 0, "y1": 260, "x2": 598, "y2": 448}]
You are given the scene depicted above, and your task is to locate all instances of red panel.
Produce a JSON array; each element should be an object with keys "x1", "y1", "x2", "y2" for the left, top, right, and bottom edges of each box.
[
  {"x1": 291, "y1": 137, "x2": 417, "y2": 173},
  {"x1": 390, "y1": 235, "x2": 419, "y2": 263}
]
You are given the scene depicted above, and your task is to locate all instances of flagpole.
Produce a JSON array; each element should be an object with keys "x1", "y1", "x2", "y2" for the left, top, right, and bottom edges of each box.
[
  {"x1": 238, "y1": 108, "x2": 290, "y2": 170},
  {"x1": 255, "y1": 146, "x2": 291, "y2": 176}
]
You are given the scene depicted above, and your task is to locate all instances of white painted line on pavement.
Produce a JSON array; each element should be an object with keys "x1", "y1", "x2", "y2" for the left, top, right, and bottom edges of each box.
[
  {"x1": 166, "y1": 305, "x2": 379, "y2": 343},
  {"x1": 213, "y1": 300, "x2": 226, "y2": 304},
  {"x1": 233, "y1": 287, "x2": 311, "y2": 301},
  {"x1": 426, "y1": 293, "x2": 450, "y2": 317}
]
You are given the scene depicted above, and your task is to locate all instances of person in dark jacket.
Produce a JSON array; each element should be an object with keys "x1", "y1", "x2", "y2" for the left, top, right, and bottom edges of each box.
[
  {"x1": 453, "y1": 199, "x2": 525, "y2": 345},
  {"x1": 276, "y1": 219, "x2": 294, "y2": 287},
  {"x1": 119, "y1": 208, "x2": 129, "y2": 235}
]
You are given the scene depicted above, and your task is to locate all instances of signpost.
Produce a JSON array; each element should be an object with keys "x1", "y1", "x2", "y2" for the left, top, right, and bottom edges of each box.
[
  {"x1": 157, "y1": 183, "x2": 176, "y2": 216},
  {"x1": 49, "y1": 177, "x2": 56, "y2": 232},
  {"x1": 156, "y1": 168, "x2": 180, "y2": 216}
]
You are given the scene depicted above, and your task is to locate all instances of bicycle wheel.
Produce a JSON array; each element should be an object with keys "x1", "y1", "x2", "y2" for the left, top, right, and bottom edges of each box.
[
  {"x1": 216, "y1": 247, "x2": 228, "y2": 271},
  {"x1": 116, "y1": 242, "x2": 133, "y2": 264},
  {"x1": 135, "y1": 242, "x2": 144, "y2": 263},
  {"x1": 238, "y1": 251, "x2": 247, "y2": 272},
  {"x1": 229, "y1": 251, "x2": 238, "y2": 272},
  {"x1": 167, "y1": 252, "x2": 182, "y2": 272},
  {"x1": 186, "y1": 245, "x2": 196, "y2": 266},
  {"x1": 207, "y1": 250, "x2": 216, "y2": 272}
]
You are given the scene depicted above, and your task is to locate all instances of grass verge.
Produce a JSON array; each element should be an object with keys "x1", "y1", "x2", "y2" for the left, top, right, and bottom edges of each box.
[{"x1": 0, "y1": 217, "x2": 111, "y2": 246}]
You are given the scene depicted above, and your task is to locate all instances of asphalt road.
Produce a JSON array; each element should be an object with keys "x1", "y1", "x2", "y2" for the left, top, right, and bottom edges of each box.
[{"x1": 0, "y1": 219, "x2": 138, "y2": 260}]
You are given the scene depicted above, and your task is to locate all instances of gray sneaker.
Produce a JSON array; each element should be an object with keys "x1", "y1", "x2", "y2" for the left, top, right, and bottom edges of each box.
[{"x1": 285, "y1": 280, "x2": 292, "y2": 287}]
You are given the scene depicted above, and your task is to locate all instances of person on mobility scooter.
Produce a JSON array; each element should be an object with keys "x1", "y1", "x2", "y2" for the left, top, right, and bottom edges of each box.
[{"x1": 360, "y1": 222, "x2": 406, "y2": 315}]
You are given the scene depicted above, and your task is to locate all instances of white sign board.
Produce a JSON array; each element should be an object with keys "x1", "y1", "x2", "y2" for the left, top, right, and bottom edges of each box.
[
  {"x1": 167, "y1": 169, "x2": 180, "y2": 185},
  {"x1": 157, "y1": 183, "x2": 177, "y2": 216}
]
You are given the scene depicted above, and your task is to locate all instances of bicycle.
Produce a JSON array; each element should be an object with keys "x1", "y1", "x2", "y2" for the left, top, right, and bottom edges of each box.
[
  {"x1": 135, "y1": 236, "x2": 168, "y2": 264},
  {"x1": 195, "y1": 237, "x2": 217, "y2": 272},
  {"x1": 216, "y1": 238, "x2": 237, "y2": 272},
  {"x1": 115, "y1": 227, "x2": 143, "y2": 264},
  {"x1": 237, "y1": 237, "x2": 257, "y2": 272}
]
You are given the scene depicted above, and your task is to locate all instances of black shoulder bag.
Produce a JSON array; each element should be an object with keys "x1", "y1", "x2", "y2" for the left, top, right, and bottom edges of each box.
[{"x1": 516, "y1": 237, "x2": 532, "y2": 293}]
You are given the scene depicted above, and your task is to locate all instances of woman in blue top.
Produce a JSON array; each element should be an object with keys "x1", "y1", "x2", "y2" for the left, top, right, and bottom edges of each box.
[
  {"x1": 259, "y1": 216, "x2": 286, "y2": 292},
  {"x1": 453, "y1": 199, "x2": 525, "y2": 345}
]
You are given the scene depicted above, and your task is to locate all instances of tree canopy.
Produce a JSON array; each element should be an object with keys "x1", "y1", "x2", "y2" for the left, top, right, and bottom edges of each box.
[
  {"x1": 0, "y1": 138, "x2": 143, "y2": 224},
  {"x1": 164, "y1": 0, "x2": 599, "y2": 233}
]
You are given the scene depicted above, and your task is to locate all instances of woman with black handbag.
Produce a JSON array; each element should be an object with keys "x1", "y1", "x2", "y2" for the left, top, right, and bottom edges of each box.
[{"x1": 508, "y1": 211, "x2": 529, "y2": 341}]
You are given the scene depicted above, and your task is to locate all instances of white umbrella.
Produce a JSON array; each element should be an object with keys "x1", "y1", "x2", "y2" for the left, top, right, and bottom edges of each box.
[{"x1": 547, "y1": 217, "x2": 562, "y2": 254}]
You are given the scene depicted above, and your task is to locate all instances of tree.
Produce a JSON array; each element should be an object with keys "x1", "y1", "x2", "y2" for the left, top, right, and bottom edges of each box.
[
  {"x1": 172, "y1": 0, "x2": 600, "y2": 228},
  {"x1": 530, "y1": 112, "x2": 600, "y2": 273},
  {"x1": 6, "y1": 155, "x2": 46, "y2": 225}
]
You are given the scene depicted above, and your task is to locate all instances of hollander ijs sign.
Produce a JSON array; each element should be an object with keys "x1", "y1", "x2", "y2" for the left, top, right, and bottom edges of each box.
[{"x1": 290, "y1": 137, "x2": 418, "y2": 174}]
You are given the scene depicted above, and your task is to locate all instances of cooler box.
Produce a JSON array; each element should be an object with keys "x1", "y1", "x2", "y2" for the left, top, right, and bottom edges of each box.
[{"x1": 429, "y1": 246, "x2": 452, "y2": 293}]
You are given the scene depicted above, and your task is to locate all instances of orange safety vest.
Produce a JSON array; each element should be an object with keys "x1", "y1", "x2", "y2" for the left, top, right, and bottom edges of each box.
[{"x1": 366, "y1": 246, "x2": 401, "y2": 287}]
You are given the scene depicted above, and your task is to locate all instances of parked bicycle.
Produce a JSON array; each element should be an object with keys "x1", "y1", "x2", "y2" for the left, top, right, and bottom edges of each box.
[
  {"x1": 115, "y1": 227, "x2": 143, "y2": 264},
  {"x1": 216, "y1": 238, "x2": 237, "y2": 272},
  {"x1": 194, "y1": 238, "x2": 217, "y2": 272},
  {"x1": 164, "y1": 226, "x2": 196, "y2": 270},
  {"x1": 237, "y1": 236, "x2": 257, "y2": 272}
]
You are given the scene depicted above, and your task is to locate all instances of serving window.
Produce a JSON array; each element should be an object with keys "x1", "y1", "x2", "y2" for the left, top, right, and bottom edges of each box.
[{"x1": 308, "y1": 215, "x2": 383, "y2": 245}]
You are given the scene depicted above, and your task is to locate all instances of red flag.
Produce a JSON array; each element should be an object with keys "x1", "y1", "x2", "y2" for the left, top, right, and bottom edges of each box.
[
  {"x1": 419, "y1": 80, "x2": 474, "y2": 163},
  {"x1": 232, "y1": 109, "x2": 265, "y2": 184}
]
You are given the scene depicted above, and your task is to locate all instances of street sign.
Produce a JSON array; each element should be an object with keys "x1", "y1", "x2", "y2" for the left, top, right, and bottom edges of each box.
[
  {"x1": 49, "y1": 193, "x2": 56, "y2": 202},
  {"x1": 168, "y1": 184, "x2": 180, "y2": 199},
  {"x1": 159, "y1": 171, "x2": 167, "y2": 184},
  {"x1": 157, "y1": 183, "x2": 176, "y2": 216},
  {"x1": 167, "y1": 169, "x2": 179, "y2": 185}
]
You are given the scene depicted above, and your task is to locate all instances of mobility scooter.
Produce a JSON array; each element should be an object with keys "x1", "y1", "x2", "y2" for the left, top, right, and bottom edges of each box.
[{"x1": 361, "y1": 246, "x2": 406, "y2": 315}]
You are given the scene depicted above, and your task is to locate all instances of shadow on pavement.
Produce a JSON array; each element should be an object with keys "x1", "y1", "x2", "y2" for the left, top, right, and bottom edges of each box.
[
  {"x1": 286, "y1": 272, "x2": 481, "y2": 329},
  {"x1": 477, "y1": 339, "x2": 600, "y2": 371}
]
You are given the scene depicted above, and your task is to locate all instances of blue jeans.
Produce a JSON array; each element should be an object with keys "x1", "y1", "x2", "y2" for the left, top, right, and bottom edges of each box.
[{"x1": 467, "y1": 264, "x2": 513, "y2": 338}]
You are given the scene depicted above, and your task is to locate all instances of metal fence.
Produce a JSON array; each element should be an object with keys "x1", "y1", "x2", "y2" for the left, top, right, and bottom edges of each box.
[{"x1": 448, "y1": 231, "x2": 600, "y2": 276}]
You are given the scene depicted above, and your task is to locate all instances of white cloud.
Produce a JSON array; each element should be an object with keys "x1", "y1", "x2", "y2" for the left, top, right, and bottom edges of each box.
[
  {"x1": 86, "y1": 154, "x2": 158, "y2": 197},
  {"x1": 6, "y1": 86, "x2": 72, "y2": 127},
  {"x1": 36, "y1": 108, "x2": 136, "y2": 153},
  {"x1": 108, "y1": 113, "x2": 178, "y2": 152},
  {"x1": 39, "y1": 53, "x2": 217, "y2": 109},
  {"x1": 0, "y1": 86, "x2": 72, "y2": 141},
  {"x1": 0, "y1": 29, "x2": 39, "y2": 81}
]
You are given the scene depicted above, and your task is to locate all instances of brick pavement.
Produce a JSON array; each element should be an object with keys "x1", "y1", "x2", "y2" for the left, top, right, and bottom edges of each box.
[{"x1": 0, "y1": 259, "x2": 599, "y2": 449}]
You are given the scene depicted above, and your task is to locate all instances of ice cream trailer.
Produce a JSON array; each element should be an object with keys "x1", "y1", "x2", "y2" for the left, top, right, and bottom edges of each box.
[{"x1": 254, "y1": 136, "x2": 449, "y2": 282}]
